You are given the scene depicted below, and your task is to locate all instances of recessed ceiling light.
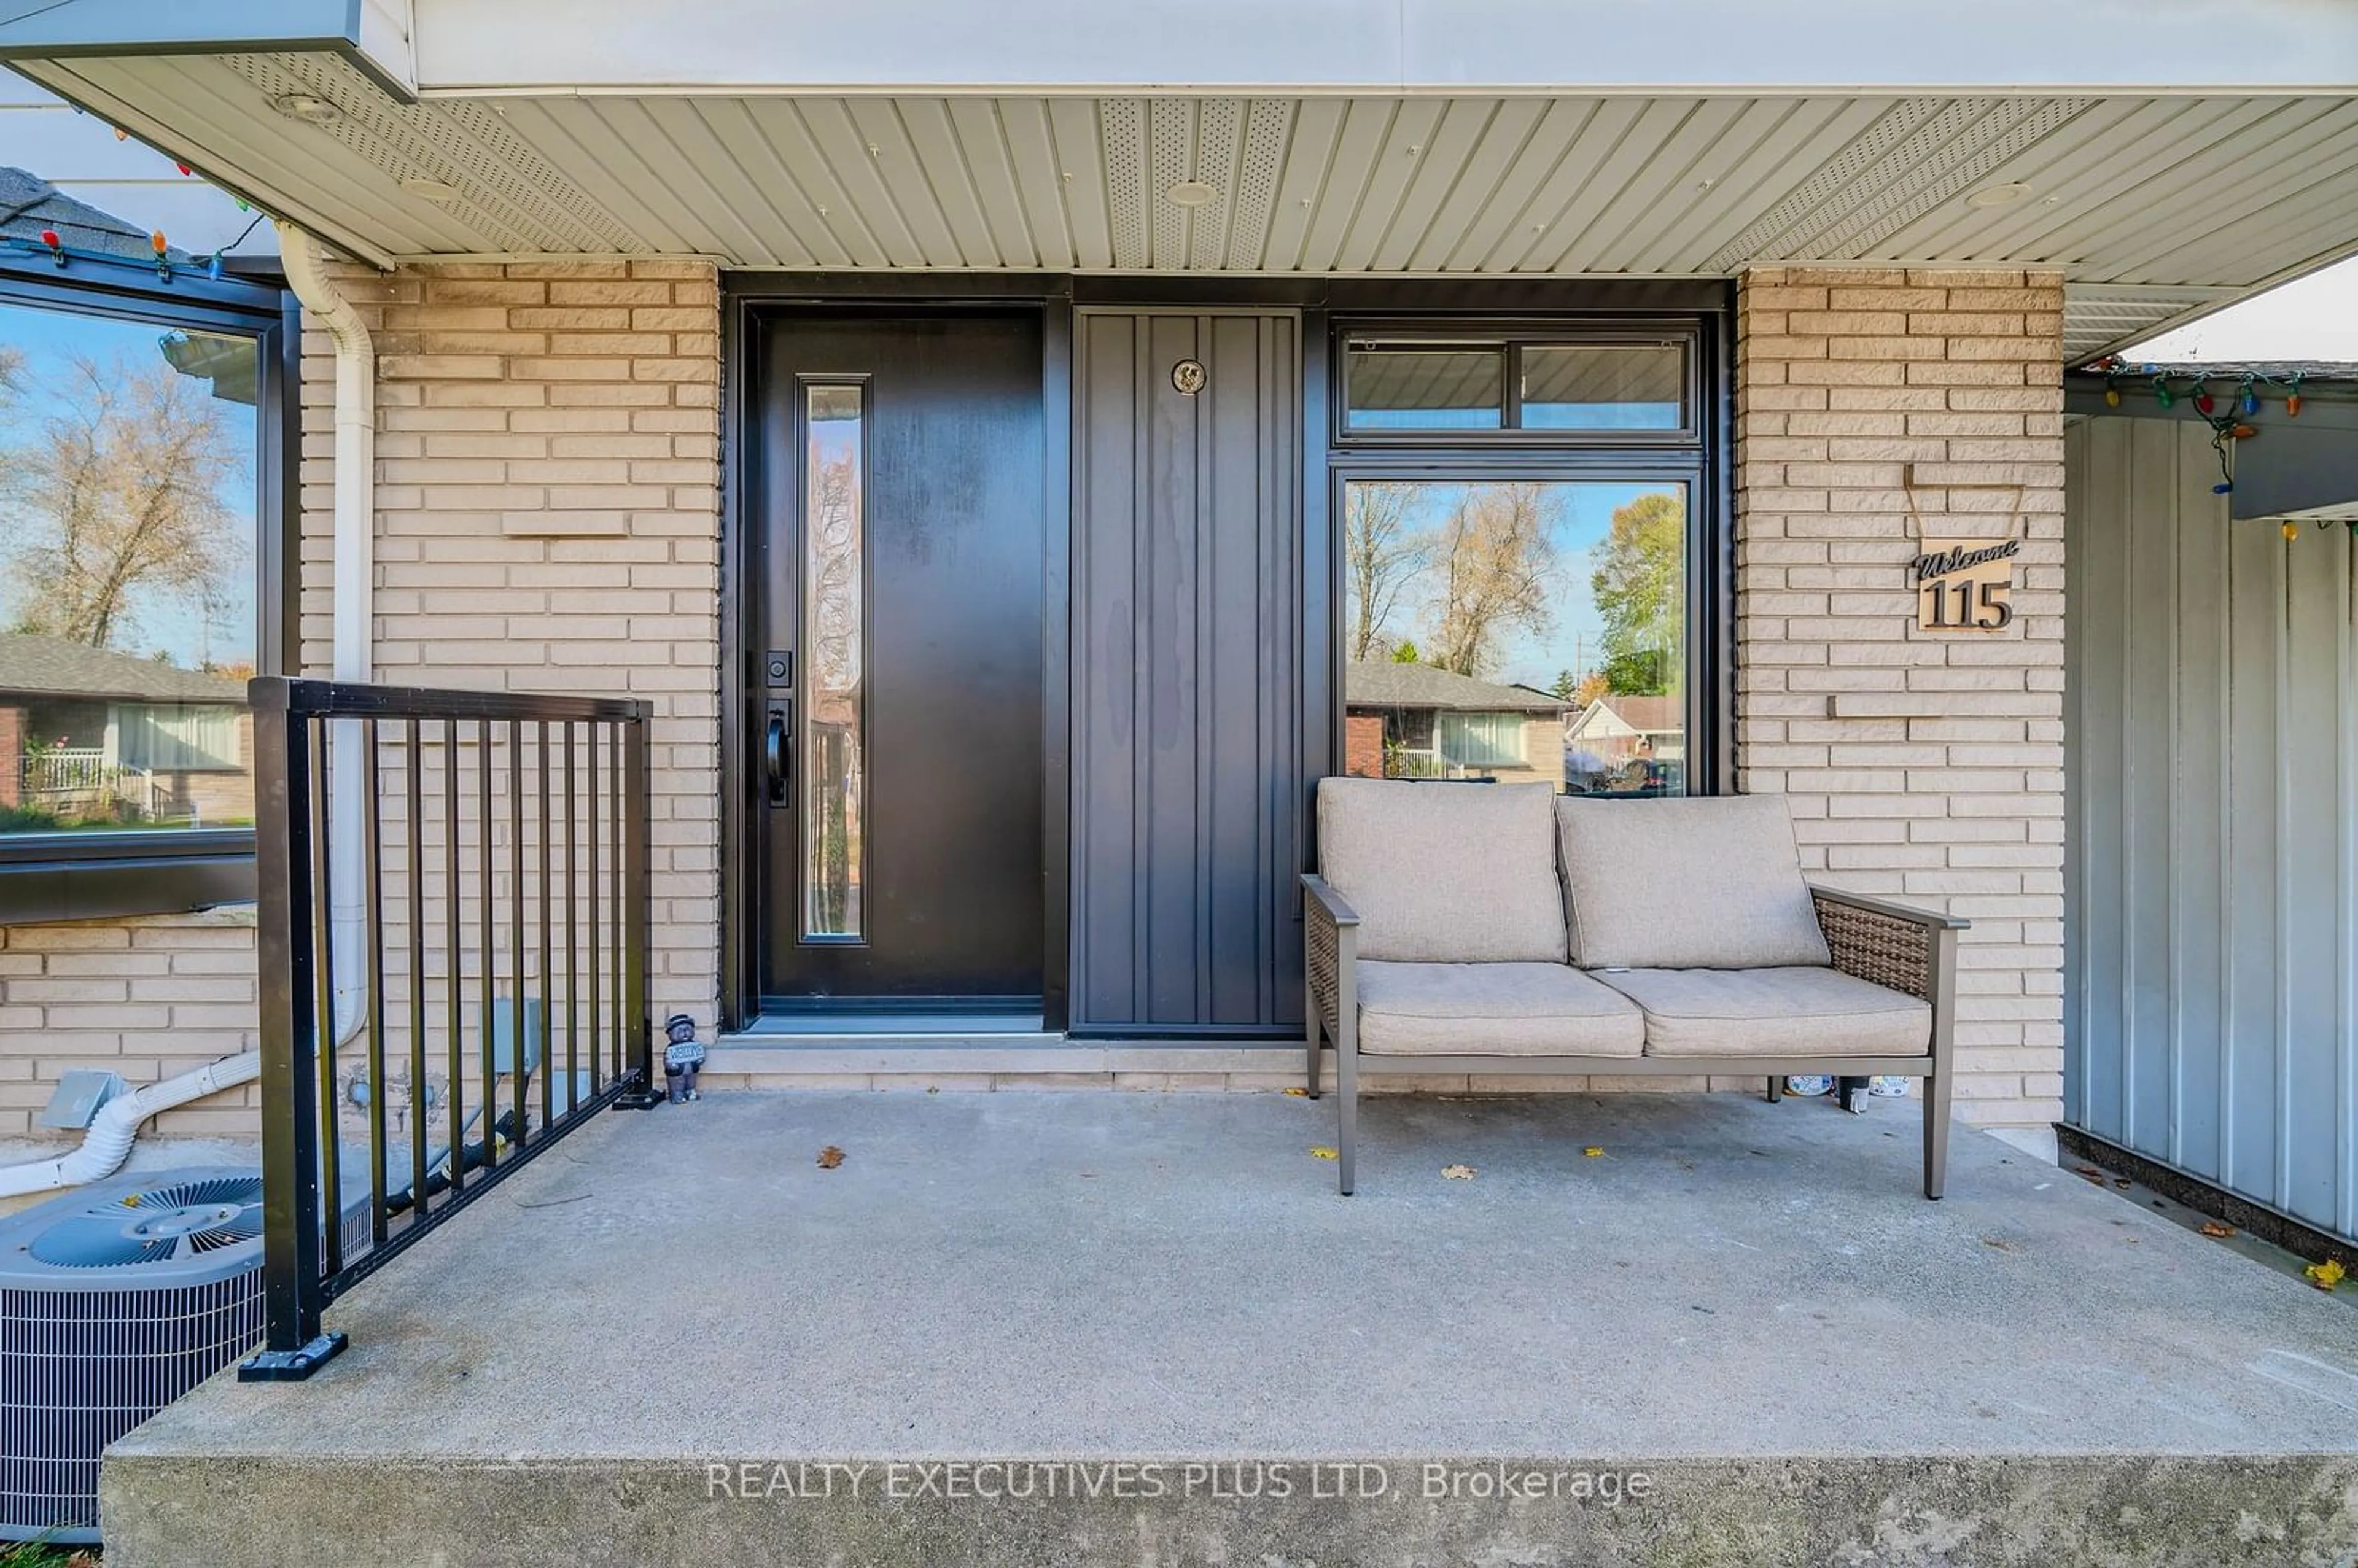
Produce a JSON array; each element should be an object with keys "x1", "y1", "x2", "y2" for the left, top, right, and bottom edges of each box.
[
  {"x1": 268, "y1": 92, "x2": 341, "y2": 126},
  {"x1": 1966, "y1": 181, "x2": 2033, "y2": 209},
  {"x1": 1164, "y1": 180, "x2": 1218, "y2": 209},
  {"x1": 400, "y1": 177, "x2": 462, "y2": 203}
]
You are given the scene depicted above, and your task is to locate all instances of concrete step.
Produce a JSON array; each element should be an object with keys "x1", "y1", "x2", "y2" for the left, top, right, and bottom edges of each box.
[{"x1": 102, "y1": 1450, "x2": 2358, "y2": 1566}]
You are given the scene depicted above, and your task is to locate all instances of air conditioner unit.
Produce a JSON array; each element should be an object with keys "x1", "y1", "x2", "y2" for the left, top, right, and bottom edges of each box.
[{"x1": 0, "y1": 1168, "x2": 365, "y2": 1545}]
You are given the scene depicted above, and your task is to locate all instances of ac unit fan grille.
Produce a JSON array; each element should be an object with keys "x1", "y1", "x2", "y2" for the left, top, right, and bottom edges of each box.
[{"x1": 26, "y1": 1177, "x2": 265, "y2": 1270}]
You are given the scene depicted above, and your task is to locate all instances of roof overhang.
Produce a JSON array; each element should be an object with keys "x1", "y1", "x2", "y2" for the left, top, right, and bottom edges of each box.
[{"x1": 6, "y1": 3, "x2": 2356, "y2": 357}]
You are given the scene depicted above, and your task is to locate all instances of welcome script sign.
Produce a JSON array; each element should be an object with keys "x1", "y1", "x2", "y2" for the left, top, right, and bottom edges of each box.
[{"x1": 1912, "y1": 537, "x2": 2020, "y2": 631}]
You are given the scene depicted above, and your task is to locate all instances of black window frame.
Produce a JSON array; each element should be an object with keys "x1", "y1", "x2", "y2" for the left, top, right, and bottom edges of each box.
[
  {"x1": 1326, "y1": 309, "x2": 1730, "y2": 798},
  {"x1": 0, "y1": 246, "x2": 299, "y2": 924}
]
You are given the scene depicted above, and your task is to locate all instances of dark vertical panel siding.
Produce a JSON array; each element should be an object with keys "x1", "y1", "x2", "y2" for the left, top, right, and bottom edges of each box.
[
  {"x1": 2067, "y1": 413, "x2": 2358, "y2": 1241},
  {"x1": 1072, "y1": 309, "x2": 1302, "y2": 1033},
  {"x1": 1076, "y1": 316, "x2": 1140, "y2": 1025}
]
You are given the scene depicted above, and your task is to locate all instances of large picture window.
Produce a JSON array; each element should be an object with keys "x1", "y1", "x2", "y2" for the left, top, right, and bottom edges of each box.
[
  {"x1": 1341, "y1": 478, "x2": 1691, "y2": 796},
  {"x1": 0, "y1": 298, "x2": 260, "y2": 834},
  {"x1": 1333, "y1": 319, "x2": 1719, "y2": 799},
  {"x1": 0, "y1": 247, "x2": 292, "y2": 920}
]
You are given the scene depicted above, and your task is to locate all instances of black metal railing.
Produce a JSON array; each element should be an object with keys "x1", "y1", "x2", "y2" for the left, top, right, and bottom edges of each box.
[{"x1": 239, "y1": 678, "x2": 657, "y2": 1381}]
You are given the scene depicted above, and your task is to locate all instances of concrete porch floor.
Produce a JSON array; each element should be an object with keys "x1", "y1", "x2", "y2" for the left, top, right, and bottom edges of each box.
[{"x1": 105, "y1": 1089, "x2": 2358, "y2": 1567}]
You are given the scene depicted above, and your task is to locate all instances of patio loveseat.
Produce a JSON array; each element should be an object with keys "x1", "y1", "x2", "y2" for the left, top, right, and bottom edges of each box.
[{"x1": 1301, "y1": 780, "x2": 1967, "y2": 1198}]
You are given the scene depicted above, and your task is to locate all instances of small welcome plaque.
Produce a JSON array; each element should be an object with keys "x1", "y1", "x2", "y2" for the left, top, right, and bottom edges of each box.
[
  {"x1": 1913, "y1": 537, "x2": 2019, "y2": 631},
  {"x1": 1905, "y1": 465, "x2": 2023, "y2": 634}
]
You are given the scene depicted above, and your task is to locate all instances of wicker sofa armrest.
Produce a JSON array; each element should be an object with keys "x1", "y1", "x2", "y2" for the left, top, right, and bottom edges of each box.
[
  {"x1": 1808, "y1": 883, "x2": 1965, "y2": 1008},
  {"x1": 1301, "y1": 874, "x2": 1360, "y2": 1040}
]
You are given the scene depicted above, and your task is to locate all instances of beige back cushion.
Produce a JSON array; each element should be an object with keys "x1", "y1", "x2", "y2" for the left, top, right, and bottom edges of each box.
[
  {"x1": 1317, "y1": 779, "x2": 1567, "y2": 963},
  {"x1": 1554, "y1": 794, "x2": 1831, "y2": 969}
]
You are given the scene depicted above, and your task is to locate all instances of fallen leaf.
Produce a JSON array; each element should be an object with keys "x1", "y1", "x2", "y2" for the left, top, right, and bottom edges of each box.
[
  {"x1": 1583, "y1": 1146, "x2": 1605, "y2": 1158},
  {"x1": 1981, "y1": 1236, "x2": 2012, "y2": 1252},
  {"x1": 2074, "y1": 1166, "x2": 2102, "y2": 1179},
  {"x1": 2198, "y1": 1222, "x2": 2235, "y2": 1238},
  {"x1": 2112, "y1": 1178, "x2": 2133, "y2": 1189},
  {"x1": 1310, "y1": 1146, "x2": 1338, "y2": 1160},
  {"x1": 816, "y1": 1146, "x2": 845, "y2": 1170},
  {"x1": 1441, "y1": 1164, "x2": 1476, "y2": 1180},
  {"x1": 2307, "y1": 1258, "x2": 2346, "y2": 1292},
  {"x1": 1283, "y1": 1086, "x2": 1309, "y2": 1097}
]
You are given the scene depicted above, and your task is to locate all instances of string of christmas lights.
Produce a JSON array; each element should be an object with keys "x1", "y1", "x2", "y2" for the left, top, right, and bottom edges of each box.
[{"x1": 2087, "y1": 355, "x2": 2349, "y2": 542}]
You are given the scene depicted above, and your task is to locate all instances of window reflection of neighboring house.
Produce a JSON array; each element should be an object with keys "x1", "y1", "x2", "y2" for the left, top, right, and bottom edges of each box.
[
  {"x1": 0, "y1": 635, "x2": 251, "y2": 826},
  {"x1": 1342, "y1": 661, "x2": 1569, "y2": 786},
  {"x1": 1564, "y1": 693, "x2": 1684, "y2": 767}
]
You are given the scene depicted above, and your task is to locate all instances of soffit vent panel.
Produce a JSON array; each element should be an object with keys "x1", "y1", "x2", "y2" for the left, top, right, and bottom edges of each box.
[
  {"x1": 216, "y1": 53, "x2": 637, "y2": 255},
  {"x1": 9, "y1": 53, "x2": 2356, "y2": 311}
]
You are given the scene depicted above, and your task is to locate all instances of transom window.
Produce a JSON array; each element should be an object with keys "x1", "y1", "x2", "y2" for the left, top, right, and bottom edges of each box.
[{"x1": 1342, "y1": 333, "x2": 1691, "y2": 438}]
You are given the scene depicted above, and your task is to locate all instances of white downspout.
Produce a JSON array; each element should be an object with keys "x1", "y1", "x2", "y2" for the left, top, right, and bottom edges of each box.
[
  {"x1": 0, "y1": 228, "x2": 378, "y2": 1200},
  {"x1": 277, "y1": 223, "x2": 375, "y2": 1049}
]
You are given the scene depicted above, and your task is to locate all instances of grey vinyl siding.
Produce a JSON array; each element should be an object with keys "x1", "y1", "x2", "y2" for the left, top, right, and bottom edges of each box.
[
  {"x1": 2066, "y1": 413, "x2": 2358, "y2": 1240},
  {"x1": 1072, "y1": 308, "x2": 1304, "y2": 1033}
]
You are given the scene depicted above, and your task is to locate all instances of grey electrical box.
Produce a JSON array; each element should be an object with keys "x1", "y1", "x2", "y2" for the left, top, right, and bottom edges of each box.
[
  {"x1": 38, "y1": 1070, "x2": 124, "y2": 1130},
  {"x1": 485, "y1": 996, "x2": 545, "y2": 1074}
]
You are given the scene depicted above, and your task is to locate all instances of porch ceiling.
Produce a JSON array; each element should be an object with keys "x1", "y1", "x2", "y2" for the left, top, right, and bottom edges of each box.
[{"x1": 12, "y1": 47, "x2": 2358, "y2": 355}]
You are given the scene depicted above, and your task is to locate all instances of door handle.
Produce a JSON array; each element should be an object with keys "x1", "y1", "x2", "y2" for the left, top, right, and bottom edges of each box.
[{"x1": 765, "y1": 704, "x2": 790, "y2": 805}]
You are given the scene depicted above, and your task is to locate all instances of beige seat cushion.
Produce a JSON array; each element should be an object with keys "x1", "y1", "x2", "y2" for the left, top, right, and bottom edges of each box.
[
  {"x1": 1355, "y1": 960, "x2": 1644, "y2": 1057},
  {"x1": 1593, "y1": 966, "x2": 1931, "y2": 1058},
  {"x1": 1554, "y1": 794, "x2": 1831, "y2": 969},
  {"x1": 1318, "y1": 778, "x2": 1566, "y2": 964}
]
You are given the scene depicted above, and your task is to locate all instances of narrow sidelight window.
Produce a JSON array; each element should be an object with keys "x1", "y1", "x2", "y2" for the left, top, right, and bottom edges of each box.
[{"x1": 800, "y1": 382, "x2": 866, "y2": 939}]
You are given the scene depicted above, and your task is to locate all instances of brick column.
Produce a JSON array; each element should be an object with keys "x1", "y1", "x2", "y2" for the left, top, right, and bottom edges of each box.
[
  {"x1": 300, "y1": 260, "x2": 723, "y2": 1034},
  {"x1": 1735, "y1": 267, "x2": 2066, "y2": 1127}
]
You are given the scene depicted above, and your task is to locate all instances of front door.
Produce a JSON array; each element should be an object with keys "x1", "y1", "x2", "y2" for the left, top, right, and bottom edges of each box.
[{"x1": 757, "y1": 312, "x2": 1045, "y2": 1016}]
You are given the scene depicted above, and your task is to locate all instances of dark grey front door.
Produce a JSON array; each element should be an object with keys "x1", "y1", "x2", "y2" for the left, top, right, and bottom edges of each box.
[{"x1": 757, "y1": 312, "x2": 1045, "y2": 1013}]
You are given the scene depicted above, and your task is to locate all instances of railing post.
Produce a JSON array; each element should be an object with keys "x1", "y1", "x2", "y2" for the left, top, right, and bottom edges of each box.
[
  {"x1": 240, "y1": 678, "x2": 349, "y2": 1381},
  {"x1": 615, "y1": 703, "x2": 663, "y2": 1108}
]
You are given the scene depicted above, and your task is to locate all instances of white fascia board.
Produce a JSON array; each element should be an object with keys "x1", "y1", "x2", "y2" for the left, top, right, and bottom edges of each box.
[
  {"x1": 410, "y1": 0, "x2": 2358, "y2": 93},
  {"x1": 0, "y1": 0, "x2": 416, "y2": 98}
]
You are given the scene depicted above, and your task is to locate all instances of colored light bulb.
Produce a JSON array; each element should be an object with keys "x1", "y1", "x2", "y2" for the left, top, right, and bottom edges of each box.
[
  {"x1": 2155, "y1": 386, "x2": 2173, "y2": 408},
  {"x1": 174, "y1": 161, "x2": 192, "y2": 177},
  {"x1": 2287, "y1": 392, "x2": 2303, "y2": 417},
  {"x1": 2240, "y1": 386, "x2": 2259, "y2": 415},
  {"x1": 37, "y1": 228, "x2": 58, "y2": 249},
  {"x1": 2104, "y1": 386, "x2": 2121, "y2": 407},
  {"x1": 2284, "y1": 521, "x2": 2299, "y2": 541},
  {"x1": 2194, "y1": 390, "x2": 2215, "y2": 414},
  {"x1": 150, "y1": 230, "x2": 166, "y2": 255}
]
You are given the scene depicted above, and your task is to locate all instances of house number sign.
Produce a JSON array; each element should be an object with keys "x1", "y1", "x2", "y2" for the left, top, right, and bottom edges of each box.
[
  {"x1": 1171, "y1": 359, "x2": 1206, "y2": 395},
  {"x1": 1913, "y1": 537, "x2": 2020, "y2": 631}
]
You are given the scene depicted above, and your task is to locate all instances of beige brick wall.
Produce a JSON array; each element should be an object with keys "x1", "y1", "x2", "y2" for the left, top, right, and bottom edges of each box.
[
  {"x1": 298, "y1": 260, "x2": 724, "y2": 1038},
  {"x1": 1735, "y1": 266, "x2": 2066, "y2": 1127},
  {"x1": 0, "y1": 909, "x2": 261, "y2": 1138}
]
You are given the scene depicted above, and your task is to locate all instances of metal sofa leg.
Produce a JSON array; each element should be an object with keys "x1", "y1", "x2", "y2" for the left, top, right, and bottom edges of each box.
[
  {"x1": 1765, "y1": 1076, "x2": 1781, "y2": 1103},
  {"x1": 1923, "y1": 1068, "x2": 1952, "y2": 1200},
  {"x1": 1337, "y1": 1022, "x2": 1358, "y2": 1197}
]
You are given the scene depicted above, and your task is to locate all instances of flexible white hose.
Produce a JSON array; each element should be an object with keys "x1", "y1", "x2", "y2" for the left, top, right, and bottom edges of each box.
[
  {"x1": 0, "y1": 1052, "x2": 263, "y2": 1199},
  {"x1": 276, "y1": 223, "x2": 375, "y2": 1049}
]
